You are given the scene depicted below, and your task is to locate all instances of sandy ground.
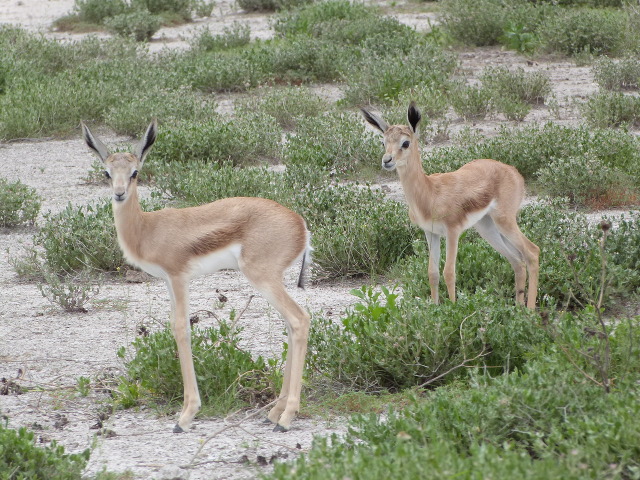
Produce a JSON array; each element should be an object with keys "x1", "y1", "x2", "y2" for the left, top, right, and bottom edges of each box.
[{"x1": 0, "y1": 1, "x2": 637, "y2": 479}]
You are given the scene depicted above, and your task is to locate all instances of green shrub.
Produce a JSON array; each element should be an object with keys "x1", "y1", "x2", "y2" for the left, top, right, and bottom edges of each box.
[
  {"x1": 284, "y1": 113, "x2": 380, "y2": 176},
  {"x1": 536, "y1": 154, "x2": 637, "y2": 207},
  {"x1": 104, "y1": 10, "x2": 162, "y2": 41},
  {"x1": 342, "y1": 43, "x2": 456, "y2": 105},
  {"x1": 481, "y1": 67, "x2": 551, "y2": 105},
  {"x1": 117, "y1": 320, "x2": 277, "y2": 412},
  {"x1": 0, "y1": 421, "x2": 90, "y2": 480},
  {"x1": 396, "y1": 201, "x2": 640, "y2": 309},
  {"x1": 539, "y1": 8, "x2": 627, "y2": 56},
  {"x1": 273, "y1": 0, "x2": 372, "y2": 37},
  {"x1": 0, "y1": 178, "x2": 41, "y2": 227},
  {"x1": 270, "y1": 322, "x2": 640, "y2": 479},
  {"x1": 308, "y1": 288, "x2": 547, "y2": 393},
  {"x1": 239, "y1": 86, "x2": 329, "y2": 129},
  {"x1": 450, "y1": 85, "x2": 492, "y2": 120},
  {"x1": 73, "y1": 0, "x2": 128, "y2": 25},
  {"x1": 440, "y1": 0, "x2": 542, "y2": 47},
  {"x1": 32, "y1": 201, "x2": 124, "y2": 274},
  {"x1": 425, "y1": 123, "x2": 640, "y2": 181},
  {"x1": 582, "y1": 91, "x2": 640, "y2": 128},
  {"x1": 131, "y1": 0, "x2": 192, "y2": 20},
  {"x1": 38, "y1": 269, "x2": 101, "y2": 313},
  {"x1": 189, "y1": 23, "x2": 251, "y2": 52},
  {"x1": 593, "y1": 56, "x2": 640, "y2": 91},
  {"x1": 151, "y1": 114, "x2": 281, "y2": 167}
]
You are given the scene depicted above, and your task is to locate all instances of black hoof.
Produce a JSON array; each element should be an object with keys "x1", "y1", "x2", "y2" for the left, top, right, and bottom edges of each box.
[
  {"x1": 263, "y1": 418, "x2": 274, "y2": 424},
  {"x1": 173, "y1": 424, "x2": 185, "y2": 433},
  {"x1": 273, "y1": 424, "x2": 289, "y2": 433}
]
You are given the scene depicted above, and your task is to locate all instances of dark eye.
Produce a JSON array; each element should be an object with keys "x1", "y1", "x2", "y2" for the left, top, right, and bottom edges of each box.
[
  {"x1": 131, "y1": 170, "x2": 138, "y2": 179},
  {"x1": 402, "y1": 141, "x2": 410, "y2": 149},
  {"x1": 104, "y1": 171, "x2": 111, "y2": 179}
]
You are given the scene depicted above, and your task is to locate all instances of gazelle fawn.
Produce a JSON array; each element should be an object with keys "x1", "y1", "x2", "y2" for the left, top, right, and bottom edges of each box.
[
  {"x1": 361, "y1": 103, "x2": 539, "y2": 309},
  {"x1": 82, "y1": 121, "x2": 312, "y2": 432}
]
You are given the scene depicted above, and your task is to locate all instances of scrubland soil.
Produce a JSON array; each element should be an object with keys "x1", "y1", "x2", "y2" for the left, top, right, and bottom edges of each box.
[{"x1": 0, "y1": 1, "x2": 633, "y2": 478}]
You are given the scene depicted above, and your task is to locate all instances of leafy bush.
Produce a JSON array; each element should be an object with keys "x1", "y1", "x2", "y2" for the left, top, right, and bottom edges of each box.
[
  {"x1": 440, "y1": 0, "x2": 542, "y2": 47},
  {"x1": 307, "y1": 288, "x2": 547, "y2": 393},
  {"x1": 582, "y1": 91, "x2": 640, "y2": 128},
  {"x1": 284, "y1": 113, "x2": 380, "y2": 176},
  {"x1": 0, "y1": 421, "x2": 90, "y2": 480},
  {"x1": 425, "y1": 123, "x2": 640, "y2": 181},
  {"x1": 31, "y1": 201, "x2": 124, "y2": 274},
  {"x1": 342, "y1": 43, "x2": 456, "y2": 105},
  {"x1": 593, "y1": 56, "x2": 640, "y2": 91},
  {"x1": 104, "y1": 10, "x2": 162, "y2": 41},
  {"x1": 73, "y1": 0, "x2": 128, "y2": 25},
  {"x1": 481, "y1": 67, "x2": 551, "y2": 105},
  {"x1": 538, "y1": 8, "x2": 627, "y2": 56},
  {"x1": 38, "y1": 269, "x2": 101, "y2": 313},
  {"x1": 536, "y1": 154, "x2": 637, "y2": 206},
  {"x1": 131, "y1": 0, "x2": 192, "y2": 20},
  {"x1": 273, "y1": 0, "x2": 373, "y2": 37},
  {"x1": 396, "y1": 201, "x2": 640, "y2": 309},
  {"x1": 239, "y1": 86, "x2": 329, "y2": 129},
  {"x1": 0, "y1": 178, "x2": 41, "y2": 227},
  {"x1": 450, "y1": 84, "x2": 493, "y2": 120},
  {"x1": 271, "y1": 333, "x2": 640, "y2": 479},
  {"x1": 189, "y1": 23, "x2": 251, "y2": 52},
  {"x1": 117, "y1": 320, "x2": 277, "y2": 412},
  {"x1": 151, "y1": 114, "x2": 281, "y2": 167}
]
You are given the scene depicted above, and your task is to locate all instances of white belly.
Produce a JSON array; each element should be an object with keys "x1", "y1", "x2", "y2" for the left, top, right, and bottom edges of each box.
[
  {"x1": 418, "y1": 200, "x2": 496, "y2": 236},
  {"x1": 188, "y1": 243, "x2": 242, "y2": 277}
]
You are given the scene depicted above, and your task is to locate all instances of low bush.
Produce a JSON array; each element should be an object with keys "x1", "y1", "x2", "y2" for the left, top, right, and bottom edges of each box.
[
  {"x1": 131, "y1": 0, "x2": 192, "y2": 21},
  {"x1": 0, "y1": 178, "x2": 41, "y2": 227},
  {"x1": 342, "y1": 43, "x2": 456, "y2": 105},
  {"x1": 284, "y1": 112, "x2": 380, "y2": 176},
  {"x1": 481, "y1": 67, "x2": 551, "y2": 105},
  {"x1": 593, "y1": 56, "x2": 640, "y2": 91},
  {"x1": 307, "y1": 288, "x2": 547, "y2": 393},
  {"x1": 396, "y1": 201, "x2": 640, "y2": 309},
  {"x1": 32, "y1": 201, "x2": 124, "y2": 274},
  {"x1": 450, "y1": 84, "x2": 492, "y2": 120},
  {"x1": 536, "y1": 154, "x2": 637, "y2": 207},
  {"x1": 189, "y1": 23, "x2": 251, "y2": 52},
  {"x1": 116, "y1": 320, "x2": 277, "y2": 412},
  {"x1": 538, "y1": 8, "x2": 627, "y2": 56},
  {"x1": 273, "y1": 0, "x2": 372, "y2": 37},
  {"x1": 582, "y1": 91, "x2": 640, "y2": 128},
  {"x1": 0, "y1": 421, "x2": 90, "y2": 479},
  {"x1": 151, "y1": 113, "x2": 281, "y2": 167},
  {"x1": 38, "y1": 269, "x2": 101, "y2": 313},
  {"x1": 270, "y1": 331, "x2": 640, "y2": 479},
  {"x1": 72, "y1": 0, "x2": 128, "y2": 25},
  {"x1": 238, "y1": 86, "x2": 329, "y2": 129},
  {"x1": 104, "y1": 10, "x2": 162, "y2": 41}
]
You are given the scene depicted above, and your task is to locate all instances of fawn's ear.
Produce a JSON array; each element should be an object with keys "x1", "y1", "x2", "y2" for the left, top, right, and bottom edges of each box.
[
  {"x1": 81, "y1": 122, "x2": 110, "y2": 163},
  {"x1": 360, "y1": 108, "x2": 389, "y2": 134},
  {"x1": 407, "y1": 102, "x2": 422, "y2": 133},
  {"x1": 134, "y1": 119, "x2": 157, "y2": 166}
]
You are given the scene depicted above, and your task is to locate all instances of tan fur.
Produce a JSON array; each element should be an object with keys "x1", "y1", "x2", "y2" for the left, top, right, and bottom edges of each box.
[
  {"x1": 82, "y1": 122, "x2": 311, "y2": 432},
  {"x1": 362, "y1": 105, "x2": 539, "y2": 309}
]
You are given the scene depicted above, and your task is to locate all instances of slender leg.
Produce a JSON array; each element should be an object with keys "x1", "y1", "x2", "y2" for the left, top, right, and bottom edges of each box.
[
  {"x1": 244, "y1": 273, "x2": 310, "y2": 431},
  {"x1": 443, "y1": 231, "x2": 460, "y2": 303},
  {"x1": 425, "y1": 232, "x2": 441, "y2": 304},
  {"x1": 475, "y1": 216, "x2": 527, "y2": 305},
  {"x1": 492, "y1": 217, "x2": 540, "y2": 309},
  {"x1": 167, "y1": 276, "x2": 201, "y2": 433}
]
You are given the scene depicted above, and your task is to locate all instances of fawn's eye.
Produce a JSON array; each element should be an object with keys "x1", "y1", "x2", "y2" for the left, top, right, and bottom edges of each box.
[
  {"x1": 131, "y1": 170, "x2": 138, "y2": 179},
  {"x1": 402, "y1": 140, "x2": 410, "y2": 149},
  {"x1": 104, "y1": 171, "x2": 111, "y2": 179}
]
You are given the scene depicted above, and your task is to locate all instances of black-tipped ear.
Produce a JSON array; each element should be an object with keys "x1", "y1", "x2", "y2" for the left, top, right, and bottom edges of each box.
[
  {"x1": 360, "y1": 108, "x2": 389, "y2": 134},
  {"x1": 407, "y1": 102, "x2": 421, "y2": 133},
  {"x1": 81, "y1": 122, "x2": 110, "y2": 162},
  {"x1": 134, "y1": 119, "x2": 157, "y2": 166}
]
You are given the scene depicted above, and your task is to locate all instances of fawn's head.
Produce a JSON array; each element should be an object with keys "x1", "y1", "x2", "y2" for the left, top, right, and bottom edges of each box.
[
  {"x1": 82, "y1": 121, "x2": 157, "y2": 203},
  {"x1": 361, "y1": 102, "x2": 422, "y2": 171}
]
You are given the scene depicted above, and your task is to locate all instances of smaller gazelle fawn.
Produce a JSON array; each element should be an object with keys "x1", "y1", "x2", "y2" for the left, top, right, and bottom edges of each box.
[
  {"x1": 82, "y1": 121, "x2": 312, "y2": 432},
  {"x1": 361, "y1": 103, "x2": 539, "y2": 309}
]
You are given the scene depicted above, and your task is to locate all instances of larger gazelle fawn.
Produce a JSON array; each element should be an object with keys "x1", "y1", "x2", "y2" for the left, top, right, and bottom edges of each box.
[
  {"x1": 361, "y1": 103, "x2": 539, "y2": 309},
  {"x1": 82, "y1": 121, "x2": 312, "y2": 432}
]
